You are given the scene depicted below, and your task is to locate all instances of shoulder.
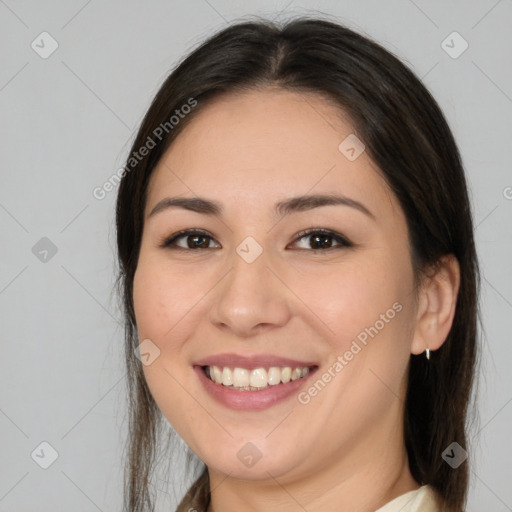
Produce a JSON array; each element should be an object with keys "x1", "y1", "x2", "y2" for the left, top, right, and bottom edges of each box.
[{"x1": 375, "y1": 485, "x2": 441, "y2": 512}]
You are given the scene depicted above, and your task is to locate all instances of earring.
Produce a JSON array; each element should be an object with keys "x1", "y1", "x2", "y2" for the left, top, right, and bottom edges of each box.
[{"x1": 425, "y1": 348, "x2": 430, "y2": 360}]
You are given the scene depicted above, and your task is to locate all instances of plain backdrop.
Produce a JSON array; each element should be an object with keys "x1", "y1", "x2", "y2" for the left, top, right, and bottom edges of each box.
[{"x1": 1, "y1": 1, "x2": 511, "y2": 510}]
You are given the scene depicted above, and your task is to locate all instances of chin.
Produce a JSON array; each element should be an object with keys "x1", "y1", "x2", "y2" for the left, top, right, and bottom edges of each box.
[{"x1": 197, "y1": 438, "x2": 308, "y2": 482}]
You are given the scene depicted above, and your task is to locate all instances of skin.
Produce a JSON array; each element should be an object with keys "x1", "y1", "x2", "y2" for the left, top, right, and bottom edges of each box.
[{"x1": 133, "y1": 88, "x2": 460, "y2": 512}]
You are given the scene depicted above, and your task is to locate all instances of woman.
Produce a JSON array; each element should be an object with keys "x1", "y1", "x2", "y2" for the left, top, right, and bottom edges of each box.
[{"x1": 115, "y1": 17, "x2": 479, "y2": 512}]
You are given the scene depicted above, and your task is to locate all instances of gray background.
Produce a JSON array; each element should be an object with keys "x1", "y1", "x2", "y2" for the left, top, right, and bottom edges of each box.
[{"x1": 1, "y1": 1, "x2": 511, "y2": 510}]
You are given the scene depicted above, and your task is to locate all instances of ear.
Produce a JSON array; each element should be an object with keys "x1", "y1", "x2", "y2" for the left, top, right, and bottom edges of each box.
[{"x1": 410, "y1": 254, "x2": 461, "y2": 355}]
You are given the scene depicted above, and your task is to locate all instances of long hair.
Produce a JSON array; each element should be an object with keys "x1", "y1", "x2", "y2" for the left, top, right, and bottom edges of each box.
[{"x1": 115, "y1": 17, "x2": 480, "y2": 512}]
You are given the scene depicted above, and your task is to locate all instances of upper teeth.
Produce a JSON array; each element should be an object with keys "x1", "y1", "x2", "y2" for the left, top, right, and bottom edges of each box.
[{"x1": 206, "y1": 366, "x2": 311, "y2": 389}]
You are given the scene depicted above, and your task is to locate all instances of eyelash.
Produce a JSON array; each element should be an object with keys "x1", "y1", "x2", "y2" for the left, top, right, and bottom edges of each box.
[{"x1": 159, "y1": 228, "x2": 353, "y2": 252}]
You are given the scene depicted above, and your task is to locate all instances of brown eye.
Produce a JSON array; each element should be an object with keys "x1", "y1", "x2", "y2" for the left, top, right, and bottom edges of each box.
[
  {"x1": 160, "y1": 229, "x2": 220, "y2": 250},
  {"x1": 290, "y1": 229, "x2": 353, "y2": 251}
]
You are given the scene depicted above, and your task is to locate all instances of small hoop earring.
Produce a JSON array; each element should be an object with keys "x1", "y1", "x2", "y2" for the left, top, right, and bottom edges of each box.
[{"x1": 425, "y1": 348, "x2": 430, "y2": 360}]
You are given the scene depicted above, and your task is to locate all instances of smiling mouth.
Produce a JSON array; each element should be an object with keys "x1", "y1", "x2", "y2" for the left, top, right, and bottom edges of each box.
[{"x1": 202, "y1": 365, "x2": 316, "y2": 391}]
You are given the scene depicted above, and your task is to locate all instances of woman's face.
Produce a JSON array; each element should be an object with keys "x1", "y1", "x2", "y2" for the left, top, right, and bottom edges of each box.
[{"x1": 133, "y1": 88, "x2": 420, "y2": 483}]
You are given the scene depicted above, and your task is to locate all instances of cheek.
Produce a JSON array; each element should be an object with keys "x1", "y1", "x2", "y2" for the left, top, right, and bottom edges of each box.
[
  {"x1": 289, "y1": 255, "x2": 410, "y2": 347},
  {"x1": 132, "y1": 255, "x2": 207, "y2": 343},
  {"x1": 293, "y1": 262, "x2": 415, "y2": 434},
  {"x1": 132, "y1": 257, "x2": 208, "y2": 447}
]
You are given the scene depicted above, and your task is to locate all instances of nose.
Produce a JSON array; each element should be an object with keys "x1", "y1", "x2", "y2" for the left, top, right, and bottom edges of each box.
[{"x1": 209, "y1": 247, "x2": 292, "y2": 338}]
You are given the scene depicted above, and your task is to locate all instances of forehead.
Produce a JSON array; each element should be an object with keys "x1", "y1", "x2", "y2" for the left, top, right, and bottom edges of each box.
[{"x1": 146, "y1": 88, "x2": 397, "y2": 219}]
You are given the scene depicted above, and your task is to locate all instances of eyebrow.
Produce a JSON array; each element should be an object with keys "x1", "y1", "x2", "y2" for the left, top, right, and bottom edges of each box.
[{"x1": 148, "y1": 193, "x2": 375, "y2": 220}]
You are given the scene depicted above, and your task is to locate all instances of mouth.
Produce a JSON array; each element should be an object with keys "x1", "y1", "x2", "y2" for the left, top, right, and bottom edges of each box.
[{"x1": 193, "y1": 353, "x2": 318, "y2": 410}]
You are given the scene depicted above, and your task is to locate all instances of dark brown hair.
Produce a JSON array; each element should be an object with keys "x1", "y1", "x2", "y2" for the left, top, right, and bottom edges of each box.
[{"x1": 116, "y1": 17, "x2": 480, "y2": 512}]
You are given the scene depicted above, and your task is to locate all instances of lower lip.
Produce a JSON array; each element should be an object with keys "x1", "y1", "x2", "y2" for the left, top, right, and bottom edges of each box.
[{"x1": 194, "y1": 365, "x2": 317, "y2": 411}]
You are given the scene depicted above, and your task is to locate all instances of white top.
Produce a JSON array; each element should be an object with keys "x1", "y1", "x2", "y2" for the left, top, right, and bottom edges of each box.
[{"x1": 375, "y1": 485, "x2": 439, "y2": 512}]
